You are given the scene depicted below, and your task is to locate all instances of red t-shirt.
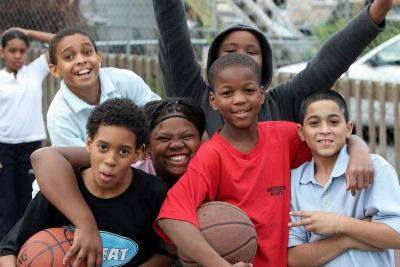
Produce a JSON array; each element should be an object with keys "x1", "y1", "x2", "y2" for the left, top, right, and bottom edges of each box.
[{"x1": 155, "y1": 121, "x2": 311, "y2": 267}]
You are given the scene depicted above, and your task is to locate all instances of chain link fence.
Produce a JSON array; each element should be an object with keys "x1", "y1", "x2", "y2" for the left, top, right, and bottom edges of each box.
[{"x1": 0, "y1": 0, "x2": 207, "y2": 58}]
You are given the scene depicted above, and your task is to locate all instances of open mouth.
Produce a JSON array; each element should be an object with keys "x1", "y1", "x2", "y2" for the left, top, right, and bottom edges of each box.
[
  {"x1": 167, "y1": 154, "x2": 189, "y2": 163},
  {"x1": 99, "y1": 171, "x2": 113, "y2": 181},
  {"x1": 74, "y1": 68, "x2": 92, "y2": 76}
]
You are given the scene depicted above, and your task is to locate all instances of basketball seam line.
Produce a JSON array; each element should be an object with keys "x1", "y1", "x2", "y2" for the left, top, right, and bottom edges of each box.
[{"x1": 200, "y1": 221, "x2": 255, "y2": 231}]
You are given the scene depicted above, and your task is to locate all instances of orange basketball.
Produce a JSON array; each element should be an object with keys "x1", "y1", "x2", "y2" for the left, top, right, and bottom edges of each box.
[
  {"x1": 178, "y1": 201, "x2": 257, "y2": 266},
  {"x1": 16, "y1": 227, "x2": 85, "y2": 267}
]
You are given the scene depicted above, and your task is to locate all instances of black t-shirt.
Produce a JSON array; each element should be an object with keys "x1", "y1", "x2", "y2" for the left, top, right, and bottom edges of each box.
[{"x1": 0, "y1": 167, "x2": 168, "y2": 266}]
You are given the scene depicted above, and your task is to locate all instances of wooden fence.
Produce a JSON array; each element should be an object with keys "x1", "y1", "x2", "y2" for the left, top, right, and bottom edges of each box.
[
  {"x1": 23, "y1": 50, "x2": 399, "y2": 174},
  {"x1": 273, "y1": 72, "x2": 400, "y2": 174}
]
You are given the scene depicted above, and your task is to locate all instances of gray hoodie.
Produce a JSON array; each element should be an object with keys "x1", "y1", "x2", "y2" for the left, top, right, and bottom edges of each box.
[{"x1": 153, "y1": 0, "x2": 384, "y2": 135}]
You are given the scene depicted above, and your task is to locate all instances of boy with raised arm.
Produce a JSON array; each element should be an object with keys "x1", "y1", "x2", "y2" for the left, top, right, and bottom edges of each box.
[{"x1": 155, "y1": 52, "x2": 311, "y2": 267}]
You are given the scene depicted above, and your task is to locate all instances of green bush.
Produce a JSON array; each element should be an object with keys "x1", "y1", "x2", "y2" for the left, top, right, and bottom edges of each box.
[{"x1": 312, "y1": 14, "x2": 400, "y2": 55}]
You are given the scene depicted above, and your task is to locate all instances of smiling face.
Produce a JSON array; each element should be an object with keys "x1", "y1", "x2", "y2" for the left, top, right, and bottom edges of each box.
[
  {"x1": 209, "y1": 65, "x2": 265, "y2": 133},
  {"x1": 1, "y1": 38, "x2": 28, "y2": 73},
  {"x1": 85, "y1": 125, "x2": 141, "y2": 198},
  {"x1": 297, "y1": 100, "x2": 353, "y2": 162},
  {"x1": 49, "y1": 33, "x2": 101, "y2": 96},
  {"x1": 147, "y1": 116, "x2": 201, "y2": 186},
  {"x1": 217, "y1": 30, "x2": 262, "y2": 70}
]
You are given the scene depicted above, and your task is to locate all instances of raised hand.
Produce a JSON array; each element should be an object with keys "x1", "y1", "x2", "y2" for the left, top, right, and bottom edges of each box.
[
  {"x1": 369, "y1": 0, "x2": 394, "y2": 24},
  {"x1": 2, "y1": 27, "x2": 29, "y2": 37}
]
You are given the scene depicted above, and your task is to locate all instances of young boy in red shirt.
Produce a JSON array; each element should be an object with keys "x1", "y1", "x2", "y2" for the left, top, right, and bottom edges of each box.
[{"x1": 154, "y1": 53, "x2": 311, "y2": 267}]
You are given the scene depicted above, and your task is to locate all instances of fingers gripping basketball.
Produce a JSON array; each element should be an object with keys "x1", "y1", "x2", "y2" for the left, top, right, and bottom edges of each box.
[
  {"x1": 17, "y1": 227, "x2": 85, "y2": 267},
  {"x1": 178, "y1": 201, "x2": 257, "y2": 266}
]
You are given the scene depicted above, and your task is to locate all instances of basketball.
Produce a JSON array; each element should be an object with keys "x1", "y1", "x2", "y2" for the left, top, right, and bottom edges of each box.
[
  {"x1": 16, "y1": 227, "x2": 85, "y2": 267},
  {"x1": 178, "y1": 201, "x2": 257, "y2": 266}
]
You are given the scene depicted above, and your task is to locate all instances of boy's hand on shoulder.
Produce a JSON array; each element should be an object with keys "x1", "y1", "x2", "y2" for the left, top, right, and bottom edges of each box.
[
  {"x1": 63, "y1": 226, "x2": 103, "y2": 267},
  {"x1": 346, "y1": 153, "x2": 374, "y2": 196},
  {"x1": 289, "y1": 211, "x2": 339, "y2": 236}
]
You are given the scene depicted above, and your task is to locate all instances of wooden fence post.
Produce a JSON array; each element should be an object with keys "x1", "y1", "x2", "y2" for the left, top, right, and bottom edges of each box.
[
  {"x1": 377, "y1": 82, "x2": 387, "y2": 157},
  {"x1": 366, "y1": 81, "x2": 376, "y2": 153},
  {"x1": 393, "y1": 84, "x2": 400, "y2": 174}
]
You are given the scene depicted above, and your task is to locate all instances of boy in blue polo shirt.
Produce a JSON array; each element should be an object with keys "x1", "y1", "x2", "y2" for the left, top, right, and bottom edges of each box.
[{"x1": 288, "y1": 90, "x2": 400, "y2": 267}]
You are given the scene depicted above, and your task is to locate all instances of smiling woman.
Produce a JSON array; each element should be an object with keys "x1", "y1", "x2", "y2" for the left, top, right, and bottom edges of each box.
[{"x1": 136, "y1": 97, "x2": 206, "y2": 187}]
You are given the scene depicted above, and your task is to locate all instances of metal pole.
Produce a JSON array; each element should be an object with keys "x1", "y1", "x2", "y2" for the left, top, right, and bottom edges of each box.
[{"x1": 344, "y1": 0, "x2": 350, "y2": 22}]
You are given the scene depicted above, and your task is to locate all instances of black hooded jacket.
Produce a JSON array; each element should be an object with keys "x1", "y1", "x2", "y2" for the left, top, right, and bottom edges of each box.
[{"x1": 153, "y1": 0, "x2": 384, "y2": 136}]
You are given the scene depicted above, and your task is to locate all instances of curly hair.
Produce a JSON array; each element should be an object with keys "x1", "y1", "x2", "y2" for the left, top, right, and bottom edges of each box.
[{"x1": 86, "y1": 98, "x2": 147, "y2": 148}]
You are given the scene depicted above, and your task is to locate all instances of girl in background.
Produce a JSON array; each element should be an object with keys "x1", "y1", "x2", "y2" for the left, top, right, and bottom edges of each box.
[{"x1": 0, "y1": 27, "x2": 54, "y2": 239}]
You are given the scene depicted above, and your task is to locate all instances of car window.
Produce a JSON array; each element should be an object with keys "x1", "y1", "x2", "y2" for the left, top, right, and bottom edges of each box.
[{"x1": 374, "y1": 40, "x2": 400, "y2": 66}]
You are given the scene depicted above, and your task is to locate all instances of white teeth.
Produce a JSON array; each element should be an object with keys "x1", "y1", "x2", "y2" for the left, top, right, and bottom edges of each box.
[
  {"x1": 319, "y1": 140, "x2": 332, "y2": 144},
  {"x1": 168, "y1": 155, "x2": 187, "y2": 162},
  {"x1": 77, "y1": 69, "x2": 90, "y2": 75}
]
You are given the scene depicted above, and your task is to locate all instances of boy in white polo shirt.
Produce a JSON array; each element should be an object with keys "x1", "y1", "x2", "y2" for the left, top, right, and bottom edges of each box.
[
  {"x1": 288, "y1": 90, "x2": 400, "y2": 267},
  {"x1": 46, "y1": 28, "x2": 160, "y2": 147}
]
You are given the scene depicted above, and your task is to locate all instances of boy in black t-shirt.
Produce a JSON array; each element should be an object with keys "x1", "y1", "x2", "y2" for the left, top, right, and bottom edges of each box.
[{"x1": 0, "y1": 98, "x2": 174, "y2": 267}]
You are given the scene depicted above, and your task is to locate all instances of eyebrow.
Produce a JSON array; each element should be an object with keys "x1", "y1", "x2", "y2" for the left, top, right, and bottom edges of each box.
[
  {"x1": 306, "y1": 113, "x2": 341, "y2": 120},
  {"x1": 59, "y1": 42, "x2": 94, "y2": 54}
]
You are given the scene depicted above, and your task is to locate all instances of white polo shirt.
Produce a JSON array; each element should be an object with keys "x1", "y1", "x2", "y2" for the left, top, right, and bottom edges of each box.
[
  {"x1": 47, "y1": 67, "x2": 160, "y2": 147},
  {"x1": 0, "y1": 55, "x2": 49, "y2": 143},
  {"x1": 289, "y1": 146, "x2": 400, "y2": 267}
]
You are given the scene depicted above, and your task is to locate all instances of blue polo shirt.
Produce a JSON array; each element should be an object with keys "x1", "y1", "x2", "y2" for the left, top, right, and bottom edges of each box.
[
  {"x1": 289, "y1": 146, "x2": 400, "y2": 267},
  {"x1": 47, "y1": 67, "x2": 160, "y2": 147}
]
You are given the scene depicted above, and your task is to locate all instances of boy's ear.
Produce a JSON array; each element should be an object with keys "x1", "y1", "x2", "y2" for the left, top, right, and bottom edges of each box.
[
  {"x1": 97, "y1": 51, "x2": 102, "y2": 67},
  {"x1": 346, "y1": 121, "x2": 354, "y2": 139},
  {"x1": 297, "y1": 123, "x2": 305, "y2": 141},
  {"x1": 133, "y1": 146, "x2": 143, "y2": 163},
  {"x1": 85, "y1": 136, "x2": 92, "y2": 153},
  {"x1": 209, "y1": 91, "x2": 218, "y2": 110},
  {"x1": 260, "y1": 86, "x2": 266, "y2": 104},
  {"x1": 48, "y1": 63, "x2": 61, "y2": 78},
  {"x1": 0, "y1": 48, "x2": 3, "y2": 58}
]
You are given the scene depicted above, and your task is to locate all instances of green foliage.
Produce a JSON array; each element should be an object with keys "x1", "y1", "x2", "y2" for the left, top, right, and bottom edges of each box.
[{"x1": 311, "y1": 15, "x2": 400, "y2": 55}]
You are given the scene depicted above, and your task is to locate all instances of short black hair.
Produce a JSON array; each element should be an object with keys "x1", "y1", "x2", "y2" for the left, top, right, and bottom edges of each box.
[
  {"x1": 49, "y1": 27, "x2": 98, "y2": 65},
  {"x1": 207, "y1": 52, "x2": 261, "y2": 90},
  {"x1": 144, "y1": 97, "x2": 206, "y2": 143},
  {"x1": 2, "y1": 30, "x2": 29, "y2": 48},
  {"x1": 298, "y1": 90, "x2": 349, "y2": 124},
  {"x1": 86, "y1": 98, "x2": 147, "y2": 148}
]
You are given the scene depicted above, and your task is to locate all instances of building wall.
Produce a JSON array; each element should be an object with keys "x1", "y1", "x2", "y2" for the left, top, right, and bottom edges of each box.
[{"x1": 79, "y1": 0, "x2": 157, "y2": 41}]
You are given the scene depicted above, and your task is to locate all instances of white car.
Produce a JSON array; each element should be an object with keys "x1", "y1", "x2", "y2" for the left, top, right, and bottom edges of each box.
[
  {"x1": 278, "y1": 34, "x2": 400, "y2": 84},
  {"x1": 278, "y1": 34, "x2": 400, "y2": 128}
]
